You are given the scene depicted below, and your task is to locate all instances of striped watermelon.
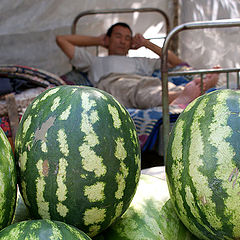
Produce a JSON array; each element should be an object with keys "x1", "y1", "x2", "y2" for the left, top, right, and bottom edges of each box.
[
  {"x1": 0, "y1": 127, "x2": 17, "y2": 230},
  {"x1": 0, "y1": 219, "x2": 92, "y2": 239},
  {"x1": 166, "y1": 89, "x2": 240, "y2": 239},
  {"x1": 94, "y1": 173, "x2": 198, "y2": 240},
  {"x1": 15, "y1": 85, "x2": 141, "y2": 237}
]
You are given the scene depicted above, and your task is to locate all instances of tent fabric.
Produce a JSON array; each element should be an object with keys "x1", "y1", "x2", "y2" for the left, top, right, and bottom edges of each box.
[{"x1": 0, "y1": 0, "x2": 172, "y2": 76}]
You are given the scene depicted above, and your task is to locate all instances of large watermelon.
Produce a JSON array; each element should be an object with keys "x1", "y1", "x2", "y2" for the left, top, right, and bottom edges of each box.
[
  {"x1": 166, "y1": 89, "x2": 240, "y2": 239},
  {"x1": 0, "y1": 219, "x2": 92, "y2": 239},
  {"x1": 94, "y1": 173, "x2": 198, "y2": 240},
  {"x1": 15, "y1": 85, "x2": 141, "y2": 237},
  {"x1": 0, "y1": 127, "x2": 17, "y2": 230}
]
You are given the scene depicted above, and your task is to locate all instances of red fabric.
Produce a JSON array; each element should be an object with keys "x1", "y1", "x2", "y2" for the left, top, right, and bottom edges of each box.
[{"x1": 0, "y1": 116, "x2": 21, "y2": 137}]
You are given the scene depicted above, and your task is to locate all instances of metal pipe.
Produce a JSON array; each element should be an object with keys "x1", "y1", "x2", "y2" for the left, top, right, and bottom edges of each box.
[
  {"x1": 161, "y1": 18, "x2": 240, "y2": 162},
  {"x1": 226, "y1": 72, "x2": 230, "y2": 89},
  {"x1": 71, "y1": 8, "x2": 170, "y2": 35},
  {"x1": 168, "y1": 67, "x2": 240, "y2": 76},
  {"x1": 237, "y1": 71, "x2": 240, "y2": 89}
]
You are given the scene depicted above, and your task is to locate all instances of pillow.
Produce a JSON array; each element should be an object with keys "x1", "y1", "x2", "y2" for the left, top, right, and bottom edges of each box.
[{"x1": 61, "y1": 69, "x2": 93, "y2": 86}]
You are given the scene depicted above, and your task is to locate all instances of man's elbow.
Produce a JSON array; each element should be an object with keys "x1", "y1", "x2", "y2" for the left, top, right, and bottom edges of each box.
[{"x1": 56, "y1": 35, "x2": 63, "y2": 46}]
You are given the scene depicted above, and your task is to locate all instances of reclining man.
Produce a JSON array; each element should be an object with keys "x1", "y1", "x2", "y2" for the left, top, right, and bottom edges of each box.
[{"x1": 56, "y1": 22, "x2": 218, "y2": 109}]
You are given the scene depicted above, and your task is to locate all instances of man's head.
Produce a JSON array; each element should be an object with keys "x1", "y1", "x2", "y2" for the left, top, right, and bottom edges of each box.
[{"x1": 105, "y1": 22, "x2": 132, "y2": 56}]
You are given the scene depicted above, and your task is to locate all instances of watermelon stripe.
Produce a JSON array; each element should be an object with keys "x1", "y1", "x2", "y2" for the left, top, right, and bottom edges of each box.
[
  {"x1": 188, "y1": 97, "x2": 222, "y2": 231},
  {"x1": 56, "y1": 158, "x2": 69, "y2": 217},
  {"x1": 36, "y1": 159, "x2": 50, "y2": 219},
  {"x1": 79, "y1": 92, "x2": 106, "y2": 178},
  {"x1": 113, "y1": 201, "x2": 123, "y2": 220},
  {"x1": 84, "y1": 182, "x2": 105, "y2": 202},
  {"x1": 41, "y1": 87, "x2": 60, "y2": 101},
  {"x1": 57, "y1": 129, "x2": 69, "y2": 156},
  {"x1": 22, "y1": 115, "x2": 32, "y2": 136},
  {"x1": 108, "y1": 105, "x2": 121, "y2": 129},
  {"x1": 41, "y1": 140, "x2": 48, "y2": 153},
  {"x1": 51, "y1": 96, "x2": 61, "y2": 112},
  {"x1": 59, "y1": 105, "x2": 72, "y2": 121}
]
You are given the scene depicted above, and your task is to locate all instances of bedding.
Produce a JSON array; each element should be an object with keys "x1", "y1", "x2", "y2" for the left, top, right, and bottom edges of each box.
[
  {"x1": 60, "y1": 65, "x2": 192, "y2": 152},
  {"x1": 0, "y1": 65, "x2": 66, "y2": 140}
]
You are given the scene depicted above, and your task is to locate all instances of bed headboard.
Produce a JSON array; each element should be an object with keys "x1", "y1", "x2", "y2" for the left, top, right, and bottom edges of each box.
[
  {"x1": 71, "y1": 8, "x2": 170, "y2": 56},
  {"x1": 71, "y1": 8, "x2": 170, "y2": 35}
]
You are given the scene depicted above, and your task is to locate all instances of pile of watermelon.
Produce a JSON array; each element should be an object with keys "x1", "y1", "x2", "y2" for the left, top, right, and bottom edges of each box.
[{"x1": 1, "y1": 86, "x2": 240, "y2": 239}]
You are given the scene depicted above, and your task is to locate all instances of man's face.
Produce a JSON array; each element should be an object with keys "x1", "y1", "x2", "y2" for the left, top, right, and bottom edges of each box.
[{"x1": 107, "y1": 25, "x2": 132, "y2": 56}]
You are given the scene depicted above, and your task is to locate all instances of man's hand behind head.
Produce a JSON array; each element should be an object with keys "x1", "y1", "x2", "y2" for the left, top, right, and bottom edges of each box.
[
  {"x1": 131, "y1": 34, "x2": 147, "y2": 50},
  {"x1": 99, "y1": 34, "x2": 108, "y2": 48}
]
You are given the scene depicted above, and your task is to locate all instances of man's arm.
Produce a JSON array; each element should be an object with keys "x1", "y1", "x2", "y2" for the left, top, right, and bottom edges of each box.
[
  {"x1": 56, "y1": 34, "x2": 106, "y2": 60},
  {"x1": 132, "y1": 34, "x2": 184, "y2": 67}
]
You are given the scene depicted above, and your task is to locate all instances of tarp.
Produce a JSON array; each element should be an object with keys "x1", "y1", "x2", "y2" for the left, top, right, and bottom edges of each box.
[
  {"x1": 180, "y1": 0, "x2": 240, "y2": 69},
  {"x1": 179, "y1": 0, "x2": 240, "y2": 87},
  {"x1": 0, "y1": 0, "x2": 172, "y2": 76},
  {"x1": 0, "y1": 0, "x2": 239, "y2": 84}
]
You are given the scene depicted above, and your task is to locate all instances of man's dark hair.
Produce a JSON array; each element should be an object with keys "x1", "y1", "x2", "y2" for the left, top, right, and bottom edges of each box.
[{"x1": 106, "y1": 22, "x2": 132, "y2": 37}]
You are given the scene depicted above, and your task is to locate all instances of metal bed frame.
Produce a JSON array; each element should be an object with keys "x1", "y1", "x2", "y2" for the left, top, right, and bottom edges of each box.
[
  {"x1": 71, "y1": 8, "x2": 170, "y2": 55},
  {"x1": 71, "y1": 9, "x2": 240, "y2": 163},
  {"x1": 161, "y1": 18, "x2": 240, "y2": 162},
  {"x1": 71, "y1": 8, "x2": 170, "y2": 34}
]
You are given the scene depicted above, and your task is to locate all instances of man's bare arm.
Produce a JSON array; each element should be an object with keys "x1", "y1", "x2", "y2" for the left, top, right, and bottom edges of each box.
[
  {"x1": 132, "y1": 34, "x2": 183, "y2": 67},
  {"x1": 56, "y1": 34, "x2": 106, "y2": 60}
]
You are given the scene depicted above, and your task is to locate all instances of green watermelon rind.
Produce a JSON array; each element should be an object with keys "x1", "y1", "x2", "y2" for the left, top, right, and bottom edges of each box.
[
  {"x1": 0, "y1": 127, "x2": 17, "y2": 230},
  {"x1": 166, "y1": 89, "x2": 240, "y2": 239},
  {"x1": 15, "y1": 86, "x2": 141, "y2": 237},
  {"x1": 0, "y1": 219, "x2": 92, "y2": 239}
]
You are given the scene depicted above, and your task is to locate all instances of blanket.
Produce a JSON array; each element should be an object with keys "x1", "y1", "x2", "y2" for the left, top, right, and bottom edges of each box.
[{"x1": 128, "y1": 105, "x2": 183, "y2": 151}]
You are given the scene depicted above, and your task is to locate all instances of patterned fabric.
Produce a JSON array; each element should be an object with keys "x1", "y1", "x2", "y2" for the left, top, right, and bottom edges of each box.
[
  {"x1": 0, "y1": 116, "x2": 21, "y2": 138},
  {"x1": 0, "y1": 65, "x2": 65, "y2": 87},
  {"x1": 0, "y1": 117, "x2": 12, "y2": 137},
  {"x1": 128, "y1": 105, "x2": 183, "y2": 151},
  {"x1": 0, "y1": 64, "x2": 66, "y2": 137},
  {"x1": 60, "y1": 69, "x2": 93, "y2": 86}
]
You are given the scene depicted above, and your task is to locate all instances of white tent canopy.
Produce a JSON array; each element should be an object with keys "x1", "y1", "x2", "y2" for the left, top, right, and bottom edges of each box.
[{"x1": 0, "y1": 0, "x2": 239, "y2": 80}]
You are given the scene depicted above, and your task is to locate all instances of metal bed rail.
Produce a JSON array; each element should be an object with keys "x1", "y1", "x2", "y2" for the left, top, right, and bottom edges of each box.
[
  {"x1": 169, "y1": 68, "x2": 240, "y2": 90},
  {"x1": 161, "y1": 18, "x2": 240, "y2": 161},
  {"x1": 71, "y1": 8, "x2": 170, "y2": 56},
  {"x1": 71, "y1": 8, "x2": 170, "y2": 35}
]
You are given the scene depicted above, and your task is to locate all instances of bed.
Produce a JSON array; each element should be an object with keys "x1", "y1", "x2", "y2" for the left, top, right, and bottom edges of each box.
[
  {"x1": 61, "y1": 9, "x2": 240, "y2": 166},
  {"x1": 61, "y1": 8, "x2": 184, "y2": 159},
  {"x1": 2, "y1": 9, "x2": 239, "y2": 167}
]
